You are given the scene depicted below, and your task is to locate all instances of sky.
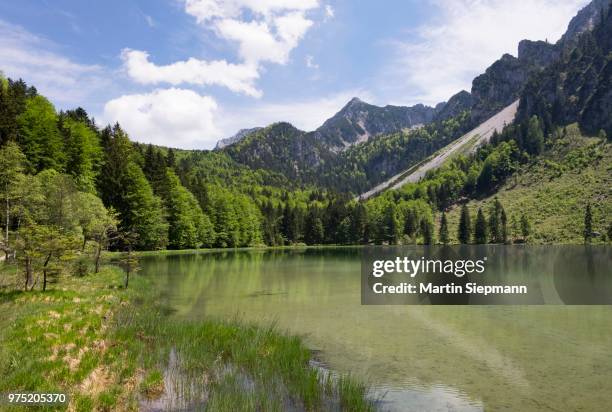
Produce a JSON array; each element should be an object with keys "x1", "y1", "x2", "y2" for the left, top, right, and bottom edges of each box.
[{"x1": 0, "y1": 0, "x2": 590, "y2": 149}]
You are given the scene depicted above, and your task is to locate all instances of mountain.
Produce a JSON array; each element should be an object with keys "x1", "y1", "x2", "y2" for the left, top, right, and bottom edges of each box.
[
  {"x1": 469, "y1": 0, "x2": 608, "y2": 125},
  {"x1": 312, "y1": 97, "x2": 437, "y2": 149},
  {"x1": 223, "y1": 122, "x2": 331, "y2": 181},
  {"x1": 220, "y1": 97, "x2": 444, "y2": 185},
  {"x1": 434, "y1": 90, "x2": 473, "y2": 122},
  {"x1": 219, "y1": 0, "x2": 610, "y2": 196},
  {"x1": 469, "y1": 43, "x2": 558, "y2": 124},
  {"x1": 217, "y1": 97, "x2": 439, "y2": 151},
  {"x1": 518, "y1": 1, "x2": 612, "y2": 136},
  {"x1": 215, "y1": 127, "x2": 262, "y2": 149},
  {"x1": 558, "y1": 0, "x2": 609, "y2": 48}
]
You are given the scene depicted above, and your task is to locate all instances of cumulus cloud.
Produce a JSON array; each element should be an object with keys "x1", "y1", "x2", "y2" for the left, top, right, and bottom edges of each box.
[
  {"x1": 184, "y1": 0, "x2": 320, "y2": 22},
  {"x1": 121, "y1": 0, "x2": 322, "y2": 99},
  {"x1": 102, "y1": 88, "x2": 220, "y2": 148},
  {"x1": 0, "y1": 19, "x2": 110, "y2": 107},
  {"x1": 121, "y1": 49, "x2": 261, "y2": 97},
  {"x1": 380, "y1": 0, "x2": 588, "y2": 105}
]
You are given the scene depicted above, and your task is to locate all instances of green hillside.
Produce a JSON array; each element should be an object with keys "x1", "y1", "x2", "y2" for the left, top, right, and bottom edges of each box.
[{"x1": 444, "y1": 124, "x2": 611, "y2": 243}]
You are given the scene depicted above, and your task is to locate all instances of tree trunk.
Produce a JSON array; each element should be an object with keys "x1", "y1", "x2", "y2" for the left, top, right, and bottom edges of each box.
[
  {"x1": 4, "y1": 184, "x2": 9, "y2": 264},
  {"x1": 42, "y1": 252, "x2": 52, "y2": 292},
  {"x1": 25, "y1": 256, "x2": 33, "y2": 291},
  {"x1": 94, "y1": 242, "x2": 102, "y2": 273}
]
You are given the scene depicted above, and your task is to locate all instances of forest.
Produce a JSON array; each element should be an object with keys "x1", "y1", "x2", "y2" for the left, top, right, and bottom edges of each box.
[
  {"x1": 0, "y1": 1, "x2": 611, "y2": 292},
  {"x1": 1, "y1": 64, "x2": 610, "y2": 292}
]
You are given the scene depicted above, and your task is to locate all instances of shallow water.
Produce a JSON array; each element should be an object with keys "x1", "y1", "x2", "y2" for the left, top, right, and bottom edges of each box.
[{"x1": 141, "y1": 247, "x2": 612, "y2": 411}]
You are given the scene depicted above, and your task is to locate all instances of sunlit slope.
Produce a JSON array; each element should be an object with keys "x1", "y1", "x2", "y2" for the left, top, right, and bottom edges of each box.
[
  {"x1": 445, "y1": 125, "x2": 611, "y2": 243},
  {"x1": 359, "y1": 101, "x2": 519, "y2": 200}
]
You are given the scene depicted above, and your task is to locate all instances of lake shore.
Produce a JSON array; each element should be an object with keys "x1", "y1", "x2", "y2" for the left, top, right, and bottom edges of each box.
[{"x1": 0, "y1": 264, "x2": 373, "y2": 411}]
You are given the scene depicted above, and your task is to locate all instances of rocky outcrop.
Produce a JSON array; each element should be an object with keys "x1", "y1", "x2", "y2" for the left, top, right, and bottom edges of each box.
[
  {"x1": 434, "y1": 90, "x2": 473, "y2": 122},
  {"x1": 518, "y1": 2, "x2": 612, "y2": 136},
  {"x1": 215, "y1": 127, "x2": 262, "y2": 149},
  {"x1": 313, "y1": 97, "x2": 437, "y2": 149},
  {"x1": 470, "y1": 54, "x2": 532, "y2": 123},
  {"x1": 558, "y1": 0, "x2": 609, "y2": 49}
]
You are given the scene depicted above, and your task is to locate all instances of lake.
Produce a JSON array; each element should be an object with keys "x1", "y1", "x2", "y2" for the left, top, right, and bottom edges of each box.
[{"x1": 141, "y1": 246, "x2": 612, "y2": 411}]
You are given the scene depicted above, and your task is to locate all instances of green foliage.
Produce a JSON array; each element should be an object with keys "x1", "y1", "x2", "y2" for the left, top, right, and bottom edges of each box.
[
  {"x1": 584, "y1": 203, "x2": 593, "y2": 243},
  {"x1": 161, "y1": 170, "x2": 214, "y2": 249},
  {"x1": 59, "y1": 115, "x2": 102, "y2": 192},
  {"x1": 474, "y1": 208, "x2": 488, "y2": 244},
  {"x1": 205, "y1": 185, "x2": 263, "y2": 248},
  {"x1": 458, "y1": 204, "x2": 471, "y2": 244},
  {"x1": 439, "y1": 212, "x2": 450, "y2": 245},
  {"x1": 16, "y1": 95, "x2": 64, "y2": 172}
]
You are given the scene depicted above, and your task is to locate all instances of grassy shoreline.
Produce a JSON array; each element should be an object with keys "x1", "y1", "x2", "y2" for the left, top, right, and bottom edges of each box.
[{"x1": 0, "y1": 265, "x2": 372, "y2": 411}]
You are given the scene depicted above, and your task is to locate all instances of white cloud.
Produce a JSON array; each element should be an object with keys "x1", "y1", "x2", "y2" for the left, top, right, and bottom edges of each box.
[
  {"x1": 324, "y1": 5, "x2": 334, "y2": 19},
  {"x1": 184, "y1": 0, "x2": 319, "y2": 22},
  {"x1": 215, "y1": 12, "x2": 313, "y2": 65},
  {"x1": 144, "y1": 15, "x2": 156, "y2": 28},
  {"x1": 305, "y1": 55, "x2": 319, "y2": 69},
  {"x1": 121, "y1": 49, "x2": 261, "y2": 97},
  {"x1": 0, "y1": 19, "x2": 110, "y2": 107},
  {"x1": 381, "y1": 0, "x2": 589, "y2": 105},
  {"x1": 184, "y1": 0, "x2": 318, "y2": 66},
  {"x1": 121, "y1": 1, "x2": 322, "y2": 98},
  {"x1": 102, "y1": 88, "x2": 220, "y2": 149}
]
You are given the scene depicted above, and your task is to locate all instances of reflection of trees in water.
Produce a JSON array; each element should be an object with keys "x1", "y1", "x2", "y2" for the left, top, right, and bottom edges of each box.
[{"x1": 553, "y1": 246, "x2": 611, "y2": 304}]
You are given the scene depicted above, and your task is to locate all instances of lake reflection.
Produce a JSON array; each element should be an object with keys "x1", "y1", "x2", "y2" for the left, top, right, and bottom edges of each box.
[{"x1": 141, "y1": 246, "x2": 612, "y2": 411}]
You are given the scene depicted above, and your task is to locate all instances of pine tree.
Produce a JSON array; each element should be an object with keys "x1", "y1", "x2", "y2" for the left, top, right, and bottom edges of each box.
[
  {"x1": 383, "y1": 203, "x2": 401, "y2": 245},
  {"x1": 458, "y1": 204, "x2": 471, "y2": 244},
  {"x1": 474, "y1": 208, "x2": 488, "y2": 244},
  {"x1": 526, "y1": 115, "x2": 545, "y2": 155},
  {"x1": 439, "y1": 212, "x2": 449, "y2": 245},
  {"x1": 584, "y1": 203, "x2": 593, "y2": 243},
  {"x1": 350, "y1": 202, "x2": 368, "y2": 244},
  {"x1": 304, "y1": 206, "x2": 324, "y2": 245},
  {"x1": 488, "y1": 197, "x2": 504, "y2": 243},
  {"x1": 501, "y1": 208, "x2": 508, "y2": 244},
  {"x1": 166, "y1": 148, "x2": 176, "y2": 169},
  {"x1": 520, "y1": 213, "x2": 531, "y2": 240},
  {"x1": 421, "y1": 218, "x2": 434, "y2": 245},
  {"x1": 404, "y1": 209, "x2": 417, "y2": 238}
]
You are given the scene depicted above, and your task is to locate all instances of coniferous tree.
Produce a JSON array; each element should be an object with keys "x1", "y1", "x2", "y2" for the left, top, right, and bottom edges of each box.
[
  {"x1": 404, "y1": 209, "x2": 418, "y2": 238},
  {"x1": 458, "y1": 204, "x2": 471, "y2": 244},
  {"x1": 350, "y1": 202, "x2": 368, "y2": 244},
  {"x1": 166, "y1": 148, "x2": 176, "y2": 169},
  {"x1": 383, "y1": 203, "x2": 401, "y2": 245},
  {"x1": 474, "y1": 208, "x2": 488, "y2": 244},
  {"x1": 98, "y1": 124, "x2": 167, "y2": 250},
  {"x1": 526, "y1": 115, "x2": 545, "y2": 155},
  {"x1": 304, "y1": 206, "x2": 324, "y2": 245},
  {"x1": 520, "y1": 213, "x2": 531, "y2": 240},
  {"x1": 421, "y1": 217, "x2": 434, "y2": 245},
  {"x1": 501, "y1": 208, "x2": 508, "y2": 244},
  {"x1": 439, "y1": 212, "x2": 449, "y2": 245},
  {"x1": 488, "y1": 198, "x2": 504, "y2": 243},
  {"x1": 59, "y1": 116, "x2": 102, "y2": 192},
  {"x1": 583, "y1": 203, "x2": 593, "y2": 243}
]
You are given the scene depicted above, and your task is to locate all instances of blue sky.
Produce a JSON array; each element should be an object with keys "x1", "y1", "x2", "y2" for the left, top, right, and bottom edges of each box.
[{"x1": 0, "y1": 0, "x2": 588, "y2": 149}]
